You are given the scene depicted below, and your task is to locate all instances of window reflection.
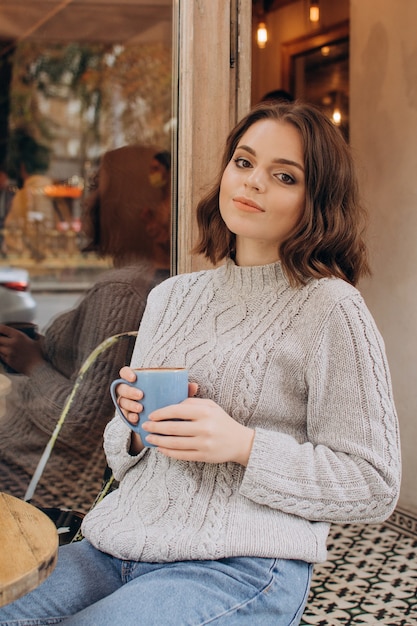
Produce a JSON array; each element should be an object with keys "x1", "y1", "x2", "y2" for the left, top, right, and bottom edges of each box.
[
  {"x1": 292, "y1": 38, "x2": 349, "y2": 140},
  {"x1": 0, "y1": 0, "x2": 174, "y2": 513},
  {"x1": 0, "y1": 0, "x2": 173, "y2": 282}
]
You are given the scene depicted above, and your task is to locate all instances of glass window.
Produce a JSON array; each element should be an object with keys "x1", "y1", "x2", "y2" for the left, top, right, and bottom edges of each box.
[{"x1": 0, "y1": 0, "x2": 174, "y2": 286}]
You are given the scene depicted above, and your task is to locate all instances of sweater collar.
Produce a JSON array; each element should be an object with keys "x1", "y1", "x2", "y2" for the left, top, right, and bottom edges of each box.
[{"x1": 215, "y1": 258, "x2": 289, "y2": 296}]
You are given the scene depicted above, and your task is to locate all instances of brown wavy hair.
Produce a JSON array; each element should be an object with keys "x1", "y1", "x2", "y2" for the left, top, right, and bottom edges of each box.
[
  {"x1": 192, "y1": 101, "x2": 370, "y2": 286},
  {"x1": 82, "y1": 144, "x2": 160, "y2": 266}
]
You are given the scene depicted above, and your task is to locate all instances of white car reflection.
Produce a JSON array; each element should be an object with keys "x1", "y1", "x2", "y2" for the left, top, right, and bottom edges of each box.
[{"x1": 0, "y1": 267, "x2": 36, "y2": 324}]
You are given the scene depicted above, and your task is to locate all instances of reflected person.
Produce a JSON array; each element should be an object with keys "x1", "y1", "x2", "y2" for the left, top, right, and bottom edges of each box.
[
  {"x1": 4, "y1": 128, "x2": 54, "y2": 257},
  {"x1": 0, "y1": 144, "x2": 164, "y2": 513}
]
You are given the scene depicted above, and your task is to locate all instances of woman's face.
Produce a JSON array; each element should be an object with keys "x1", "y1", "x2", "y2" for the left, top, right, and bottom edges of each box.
[{"x1": 219, "y1": 118, "x2": 306, "y2": 266}]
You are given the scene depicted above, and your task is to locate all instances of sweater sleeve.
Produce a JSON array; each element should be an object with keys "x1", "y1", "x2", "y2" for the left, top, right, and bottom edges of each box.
[
  {"x1": 102, "y1": 278, "x2": 188, "y2": 478},
  {"x1": 240, "y1": 295, "x2": 401, "y2": 525},
  {"x1": 25, "y1": 278, "x2": 150, "y2": 450},
  {"x1": 103, "y1": 415, "x2": 148, "y2": 481},
  {"x1": 102, "y1": 285, "x2": 169, "y2": 477}
]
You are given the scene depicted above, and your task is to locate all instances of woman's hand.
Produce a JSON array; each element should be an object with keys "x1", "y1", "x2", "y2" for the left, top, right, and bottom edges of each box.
[
  {"x1": 114, "y1": 366, "x2": 145, "y2": 454},
  {"x1": 0, "y1": 324, "x2": 45, "y2": 375},
  {"x1": 115, "y1": 366, "x2": 200, "y2": 455},
  {"x1": 115, "y1": 366, "x2": 254, "y2": 464},
  {"x1": 142, "y1": 397, "x2": 255, "y2": 466},
  {"x1": 115, "y1": 366, "x2": 143, "y2": 425}
]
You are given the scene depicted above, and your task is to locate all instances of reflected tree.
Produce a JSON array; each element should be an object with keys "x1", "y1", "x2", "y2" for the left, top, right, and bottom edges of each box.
[{"x1": 8, "y1": 40, "x2": 172, "y2": 171}]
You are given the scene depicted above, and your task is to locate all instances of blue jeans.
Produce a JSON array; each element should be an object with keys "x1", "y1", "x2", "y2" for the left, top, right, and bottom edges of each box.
[{"x1": 0, "y1": 540, "x2": 312, "y2": 625}]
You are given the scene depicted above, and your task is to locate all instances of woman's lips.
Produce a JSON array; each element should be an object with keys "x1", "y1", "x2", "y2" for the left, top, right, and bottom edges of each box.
[{"x1": 232, "y1": 196, "x2": 264, "y2": 213}]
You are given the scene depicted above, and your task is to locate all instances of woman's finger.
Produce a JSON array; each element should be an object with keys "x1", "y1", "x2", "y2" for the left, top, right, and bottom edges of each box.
[
  {"x1": 119, "y1": 365, "x2": 137, "y2": 382},
  {"x1": 148, "y1": 397, "x2": 212, "y2": 422},
  {"x1": 118, "y1": 396, "x2": 143, "y2": 415},
  {"x1": 117, "y1": 382, "x2": 143, "y2": 401}
]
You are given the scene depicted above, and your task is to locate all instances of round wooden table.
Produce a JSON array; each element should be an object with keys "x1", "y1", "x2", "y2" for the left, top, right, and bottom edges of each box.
[{"x1": 0, "y1": 492, "x2": 58, "y2": 608}]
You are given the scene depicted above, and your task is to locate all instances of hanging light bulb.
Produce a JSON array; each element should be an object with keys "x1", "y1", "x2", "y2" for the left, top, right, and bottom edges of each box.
[
  {"x1": 332, "y1": 91, "x2": 342, "y2": 126},
  {"x1": 257, "y1": 21, "x2": 268, "y2": 49},
  {"x1": 332, "y1": 108, "x2": 342, "y2": 125},
  {"x1": 309, "y1": 0, "x2": 320, "y2": 24}
]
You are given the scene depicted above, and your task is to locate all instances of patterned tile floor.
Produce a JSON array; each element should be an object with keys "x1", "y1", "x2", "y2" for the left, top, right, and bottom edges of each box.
[{"x1": 300, "y1": 515, "x2": 417, "y2": 625}]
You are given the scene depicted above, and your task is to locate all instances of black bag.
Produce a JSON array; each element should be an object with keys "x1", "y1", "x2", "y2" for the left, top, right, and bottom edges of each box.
[{"x1": 37, "y1": 507, "x2": 84, "y2": 545}]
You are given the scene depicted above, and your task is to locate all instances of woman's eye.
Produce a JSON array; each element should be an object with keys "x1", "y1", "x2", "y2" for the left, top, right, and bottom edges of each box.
[
  {"x1": 234, "y1": 157, "x2": 252, "y2": 169},
  {"x1": 276, "y1": 172, "x2": 295, "y2": 184}
]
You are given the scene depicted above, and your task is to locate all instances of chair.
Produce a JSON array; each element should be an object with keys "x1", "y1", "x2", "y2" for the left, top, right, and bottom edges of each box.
[{"x1": 24, "y1": 330, "x2": 137, "y2": 543}]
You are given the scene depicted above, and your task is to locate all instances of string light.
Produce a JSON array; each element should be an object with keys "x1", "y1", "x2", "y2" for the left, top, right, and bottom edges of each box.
[
  {"x1": 309, "y1": 0, "x2": 320, "y2": 23},
  {"x1": 257, "y1": 21, "x2": 268, "y2": 49}
]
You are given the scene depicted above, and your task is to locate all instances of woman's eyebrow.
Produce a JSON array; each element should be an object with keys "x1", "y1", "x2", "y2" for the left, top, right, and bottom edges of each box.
[
  {"x1": 235, "y1": 144, "x2": 304, "y2": 173},
  {"x1": 273, "y1": 157, "x2": 304, "y2": 173}
]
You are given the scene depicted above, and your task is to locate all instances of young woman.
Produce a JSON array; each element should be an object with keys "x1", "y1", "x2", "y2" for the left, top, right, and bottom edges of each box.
[{"x1": 0, "y1": 102, "x2": 401, "y2": 626}]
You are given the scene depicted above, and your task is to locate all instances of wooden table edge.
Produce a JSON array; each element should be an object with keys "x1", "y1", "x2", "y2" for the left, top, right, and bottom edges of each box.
[{"x1": 0, "y1": 493, "x2": 59, "y2": 608}]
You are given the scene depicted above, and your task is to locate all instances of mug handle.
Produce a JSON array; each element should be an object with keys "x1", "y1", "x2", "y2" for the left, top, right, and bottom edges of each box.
[{"x1": 109, "y1": 378, "x2": 138, "y2": 430}]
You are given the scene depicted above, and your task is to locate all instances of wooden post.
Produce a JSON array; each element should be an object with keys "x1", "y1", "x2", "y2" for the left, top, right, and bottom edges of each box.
[{"x1": 175, "y1": 0, "x2": 252, "y2": 275}]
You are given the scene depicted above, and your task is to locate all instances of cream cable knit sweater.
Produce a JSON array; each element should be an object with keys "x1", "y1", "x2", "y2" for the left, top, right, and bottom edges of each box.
[{"x1": 82, "y1": 260, "x2": 401, "y2": 564}]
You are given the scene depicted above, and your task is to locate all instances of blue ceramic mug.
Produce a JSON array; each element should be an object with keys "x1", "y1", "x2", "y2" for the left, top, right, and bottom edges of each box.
[{"x1": 110, "y1": 367, "x2": 189, "y2": 447}]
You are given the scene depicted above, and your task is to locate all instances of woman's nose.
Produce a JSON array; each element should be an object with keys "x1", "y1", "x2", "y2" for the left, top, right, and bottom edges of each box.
[{"x1": 245, "y1": 168, "x2": 265, "y2": 192}]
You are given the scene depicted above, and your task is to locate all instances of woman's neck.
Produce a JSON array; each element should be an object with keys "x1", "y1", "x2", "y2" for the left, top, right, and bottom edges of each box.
[{"x1": 234, "y1": 241, "x2": 279, "y2": 267}]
